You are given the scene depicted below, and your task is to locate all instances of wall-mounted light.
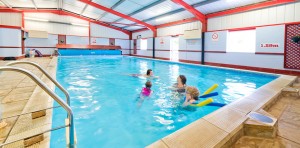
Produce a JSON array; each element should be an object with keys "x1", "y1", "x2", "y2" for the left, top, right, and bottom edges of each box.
[
  {"x1": 24, "y1": 17, "x2": 49, "y2": 22},
  {"x1": 71, "y1": 23, "x2": 89, "y2": 27}
]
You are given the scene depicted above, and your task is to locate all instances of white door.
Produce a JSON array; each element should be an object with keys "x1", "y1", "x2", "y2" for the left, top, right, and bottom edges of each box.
[{"x1": 170, "y1": 37, "x2": 179, "y2": 62}]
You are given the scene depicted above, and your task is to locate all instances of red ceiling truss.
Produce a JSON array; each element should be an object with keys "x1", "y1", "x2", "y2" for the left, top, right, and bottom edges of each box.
[
  {"x1": 78, "y1": 0, "x2": 157, "y2": 36},
  {"x1": 171, "y1": 0, "x2": 207, "y2": 32}
]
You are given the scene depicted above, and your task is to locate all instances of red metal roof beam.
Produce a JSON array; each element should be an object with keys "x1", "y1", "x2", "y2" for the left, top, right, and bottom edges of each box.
[
  {"x1": 79, "y1": 0, "x2": 157, "y2": 36},
  {"x1": 207, "y1": 0, "x2": 296, "y2": 18},
  {"x1": 171, "y1": 0, "x2": 207, "y2": 32}
]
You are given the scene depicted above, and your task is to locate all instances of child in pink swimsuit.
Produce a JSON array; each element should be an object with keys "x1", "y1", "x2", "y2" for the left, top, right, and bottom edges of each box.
[
  {"x1": 137, "y1": 81, "x2": 153, "y2": 107},
  {"x1": 141, "y1": 81, "x2": 152, "y2": 97}
]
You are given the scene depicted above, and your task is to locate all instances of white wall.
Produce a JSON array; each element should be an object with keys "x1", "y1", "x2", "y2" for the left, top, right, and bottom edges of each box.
[
  {"x1": 115, "y1": 39, "x2": 130, "y2": 55},
  {"x1": 25, "y1": 34, "x2": 58, "y2": 55},
  {"x1": 0, "y1": 13, "x2": 22, "y2": 27},
  {"x1": 66, "y1": 36, "x2": 89, "y2": 45},
  {"x1": 157, "y1": 21, "x2": 201, "y2": 36},
  {"x1": 91, "y1": 37, "x2": 109, "y2": 45},
  {"x1": 207, "y1": 2, "x2": 300, "y2": 31},
  {"x1": 0, "y1": 28, "x2": 22, "y2": 57},
  {"x1": 131, "y1": 21, "x2": 202, "y2": 61},
  {"x1": 204, "y1": 25, "x2": 299, "y2": 71},
  {"x1": 90, "y1": 23, "x2": 129, "y2": 39},
  {"x1": 204, "y1": 1, "x2": 300, "y2": 71},
  {"x1": 25, "y1": 20, "x2": 89, "y2": 36}
]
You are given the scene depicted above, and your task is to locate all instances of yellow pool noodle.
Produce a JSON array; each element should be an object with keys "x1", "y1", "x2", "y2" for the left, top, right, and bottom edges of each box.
[
  {"x1": 190, "y1": 98, "x2": 213, "y2": 107},
  {"x1": 203, "y1": 84, "x2": 218, "y2": 95}
]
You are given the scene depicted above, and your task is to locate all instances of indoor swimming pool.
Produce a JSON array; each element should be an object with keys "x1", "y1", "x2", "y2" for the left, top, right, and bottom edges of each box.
[{"x1": 50, "y1": 56, "x2": 277, "y2": 147}]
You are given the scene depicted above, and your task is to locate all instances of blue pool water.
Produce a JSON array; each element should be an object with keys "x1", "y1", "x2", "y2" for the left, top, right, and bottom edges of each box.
[{"x1": 51, "y1": 56, "x2": 277, "y2": 147}]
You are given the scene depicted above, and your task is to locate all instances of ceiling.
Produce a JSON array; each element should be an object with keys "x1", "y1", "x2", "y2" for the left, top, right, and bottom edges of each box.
[{"x1": 1, "y1": 0, "x2": 272, "y2": 31}]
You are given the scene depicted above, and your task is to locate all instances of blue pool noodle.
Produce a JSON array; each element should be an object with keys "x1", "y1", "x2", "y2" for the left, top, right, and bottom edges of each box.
[
  {"x1": 207, "y1": 102, "x2": 226, "y2": 107},
  {"x1": 199, "y1": 92, "x2": 218, "y2": 98}
]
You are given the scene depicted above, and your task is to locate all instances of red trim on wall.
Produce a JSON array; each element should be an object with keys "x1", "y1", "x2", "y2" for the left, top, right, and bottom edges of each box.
[
  {"x1": 206, "y1": 0, "x2": 296, "y2": 18},
  {"x1": 228, "y1": 27, "x2": 256, "y2": 32},
  {"x1": 25, "y1": 47, "x2": 56, "y2": 48},
  {"x1": 179, "y1": 50, "x2": 201, "y2": 52},
  {"x1": 179, "y1": 59, "x2": 201, "y2": 64},
  {"x1": 21, "y1": 31, "x2": 25, "y2": 54},
  {"x1": 0, "y1": 46, "x2": 22, "y2": 48},
  {"x1": 21, "y1": 12, "x2": 25, "y2": 28},
  {"x1": 0, "y1": 25, "x2": 22, "y2": 29},
  {"x1": 205, "y1": 51, "x2": 226, "y2": 53},
  {"x1": 90, "y1": 36, "x2": 130, "y2": 40},
  {"x1": 255, "y1": 52, "x2": 284, "y2": 55},
  {"x1": 155, "y1": 49, "x2": 170, "y2": 51},
  {"x1": 0, "y1": 8, "x2": 22, "y2": 12},
  {"x1": 284, "y1": 24, "x2": 287, "y2": 68}
]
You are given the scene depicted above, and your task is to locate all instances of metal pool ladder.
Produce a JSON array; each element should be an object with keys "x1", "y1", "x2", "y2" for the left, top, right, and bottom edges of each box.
[{"x1": 0, "y1": 62, "x2": 75, "y2": 148}]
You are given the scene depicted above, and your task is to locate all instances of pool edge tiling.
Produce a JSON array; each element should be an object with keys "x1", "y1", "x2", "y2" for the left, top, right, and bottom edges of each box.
[{"x1": 147, "y1": 75, "x2": 297, "y2": 148}]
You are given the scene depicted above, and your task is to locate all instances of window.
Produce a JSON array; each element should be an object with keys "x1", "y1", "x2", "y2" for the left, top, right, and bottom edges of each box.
[
  {"x1": 227, "y1": 30, "x2": 256, "y2": 53},
  {"x1": 141, "y1": 39, "x2": 147, "y2": 50}
]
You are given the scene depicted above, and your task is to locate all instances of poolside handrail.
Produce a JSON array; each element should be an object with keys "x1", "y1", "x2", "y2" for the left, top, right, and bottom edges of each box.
[
  {"x1": 0, "y1": 66, "x2": 75, "y2": 148},
  {"x1": 6, "y1": 61, "x2": 71, "y2": 106}
]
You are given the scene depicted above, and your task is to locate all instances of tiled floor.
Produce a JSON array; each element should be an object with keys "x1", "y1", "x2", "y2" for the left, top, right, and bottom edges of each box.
[
  {"x1": 234, "y1": 82, "x2": 300, "y2": 148},
  {"x1": 0, "y1": 57, "x2": 57, "y2": 147}
]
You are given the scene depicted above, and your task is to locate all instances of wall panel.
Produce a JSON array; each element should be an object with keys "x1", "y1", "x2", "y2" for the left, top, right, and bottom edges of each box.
[
  {"x1": 90, "y1": 23, "x2": 129, "y2": 39},
  {"x1": 0, "y1": 13, "x2": 22, "y2": 27},
  {"x1": 0, "y1": 28, "x2": 22, "y2": 57},
  {"x1": 207, "y1": 2, "x2": 300, "y2": 31},
  {"x1": 25, "y1": 20, "x2": 88, "y2": 36},
  {"x1": 157, "y1": 21, "x2": 201, "y2": 37},
  {"x1": 66, "y1": 36, "x2": 89, "y2": 45}
]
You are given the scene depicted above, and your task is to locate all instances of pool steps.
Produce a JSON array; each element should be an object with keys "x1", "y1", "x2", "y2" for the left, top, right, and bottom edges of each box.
[{"x1": 233, "y1": 79, "x2": 300, "y2": 147}]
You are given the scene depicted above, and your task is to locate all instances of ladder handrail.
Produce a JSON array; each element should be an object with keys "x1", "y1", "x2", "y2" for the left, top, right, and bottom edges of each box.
[
  {"x1": 0, "y1": 66, "x2": 75, "y2": 148},
  {"x1": 6, "y1": 61, "x2": 70, "y2": 106}
]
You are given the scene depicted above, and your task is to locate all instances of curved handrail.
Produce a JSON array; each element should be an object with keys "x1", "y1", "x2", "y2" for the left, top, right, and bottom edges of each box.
[
  {"x1": 0, "y1": 66, "x2": 75, "y2": 148},
  {"x1": 6, "y1": 61, "x2": 70, "y2": 106}
]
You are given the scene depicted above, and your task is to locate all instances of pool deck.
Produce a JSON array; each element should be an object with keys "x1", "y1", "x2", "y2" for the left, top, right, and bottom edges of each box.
[
  {"x1": 0, "y1": 57, "x2": 56, "y2": 147},
  {"x1": 0, "y1": 57, "x2": 299, "y2": 148}
]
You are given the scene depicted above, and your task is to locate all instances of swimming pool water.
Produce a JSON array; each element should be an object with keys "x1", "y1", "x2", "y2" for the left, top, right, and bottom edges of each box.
[{"x1": 51, "y1": 56, "x2": 277, "y2": 147}]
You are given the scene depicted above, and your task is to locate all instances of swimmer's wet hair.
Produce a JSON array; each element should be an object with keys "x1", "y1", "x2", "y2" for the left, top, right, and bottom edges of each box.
[
  {"x1": 186, "y1": 86, "x2": 199, "y2": 100},
  {"x1": 146, "y1": 69, "x2": 152, "y2": 75},
  {"x1": 179, "y1": 75, "x2": 186, "y2": 85},
  {"x1": 145, "y1": 81, "x2": 152, "y2": 88}
]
